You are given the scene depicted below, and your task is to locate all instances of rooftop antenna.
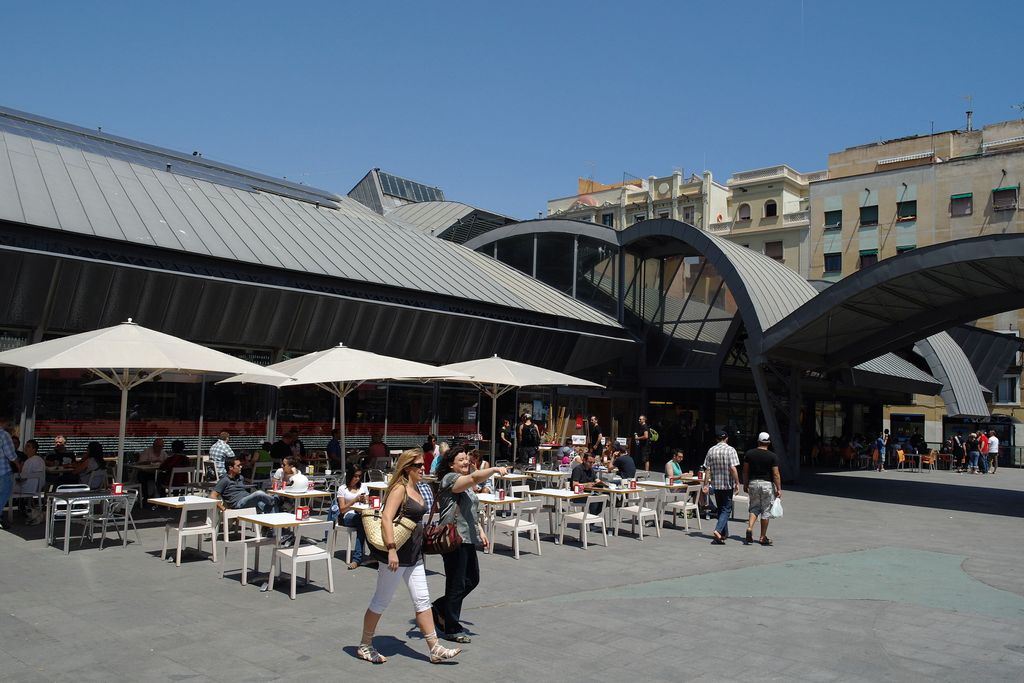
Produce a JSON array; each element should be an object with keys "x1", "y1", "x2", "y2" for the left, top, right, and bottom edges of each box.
[{"x1": 963, "y1": 95, "x2": 973, "y2": 131}]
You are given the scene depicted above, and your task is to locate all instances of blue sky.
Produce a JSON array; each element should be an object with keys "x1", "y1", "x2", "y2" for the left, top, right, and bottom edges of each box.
[{"x1": 4, "y1": 1, "x2": 1022, "y2": 218}]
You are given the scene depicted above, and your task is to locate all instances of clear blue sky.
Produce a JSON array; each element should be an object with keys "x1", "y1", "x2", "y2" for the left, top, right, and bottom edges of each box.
[{"x1": 5, "y1": 1, "x2": 1022, "y2": 219}]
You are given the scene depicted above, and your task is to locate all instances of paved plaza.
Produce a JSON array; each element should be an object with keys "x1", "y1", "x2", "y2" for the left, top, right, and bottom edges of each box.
[{"x1": 2, "y1": 468, "x2": 1022, "y2": 682}]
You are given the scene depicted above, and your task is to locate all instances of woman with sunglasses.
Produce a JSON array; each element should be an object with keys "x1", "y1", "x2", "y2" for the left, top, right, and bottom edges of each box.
[{"x1": 356, "y1": 448, "x2": 460, "y2": 665}]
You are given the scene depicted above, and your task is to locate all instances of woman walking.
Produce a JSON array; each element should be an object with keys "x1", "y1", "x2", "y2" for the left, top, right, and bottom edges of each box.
[
  {"x1": 432, "y1": 447, "x2": 507, "y2": 643},
  {"x1": 356, "y1": 448, "x2": 460, "y2": 665}
]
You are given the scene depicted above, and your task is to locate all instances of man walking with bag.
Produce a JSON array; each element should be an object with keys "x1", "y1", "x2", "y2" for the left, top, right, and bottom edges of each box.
[{"x1": 742, "y1": 432, "x2": 782, "y2": 546}]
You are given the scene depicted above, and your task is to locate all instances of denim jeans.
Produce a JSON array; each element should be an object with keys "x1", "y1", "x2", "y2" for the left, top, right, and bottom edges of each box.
[
  {"x1": 236, "y1": 491, "x2": 280, "y2": 514},
  {"x1": 0, "y1": 473, "x2": 13, "y2": 518},
  {"x1": 713, "y1": 488, "x2": 734, "y2": 538},
  {"x1": 968, "y1": 451, "x2": 979, "y2": 470},
  {"x1": 341, "y1": 509, "x2": 366, "y2": 563},
  {"x1": 977, "y1": 453, "x2": 989, "y2": 474}
]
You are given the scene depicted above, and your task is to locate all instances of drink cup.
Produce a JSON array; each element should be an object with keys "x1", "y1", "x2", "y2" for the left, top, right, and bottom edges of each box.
[
  {"x1": 629, "y1": 479, "x2": 637, "y2": 490},
  {"x1": 371, "y1": 496, "x2": 381, "y2": 510},
  {"x1": 498, "y1": 488, "x2": 506, "y2": 501},
  {"x1": 307, "y1": 480, "x2": 314, "y2": 491}
]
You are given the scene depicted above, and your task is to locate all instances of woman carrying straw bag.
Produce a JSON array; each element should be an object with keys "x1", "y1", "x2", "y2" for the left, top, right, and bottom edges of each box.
[{"x1": 355, "y1": 448, "x2": 461, "y2": 665}]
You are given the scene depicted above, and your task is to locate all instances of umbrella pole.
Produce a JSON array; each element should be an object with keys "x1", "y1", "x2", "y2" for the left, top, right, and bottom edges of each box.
[
  {"x1": 117, "y1": 383, "x2": 128, "y2": 482},
  {"x1": 491, "y1": 390, "x2": 498, "y2": 464},
  {"x1": 339, "y1": 389, "x2": 347, "y2": 473},
  {"x1": 197, "y1": 374, "x2": 206, "y2": 463}
]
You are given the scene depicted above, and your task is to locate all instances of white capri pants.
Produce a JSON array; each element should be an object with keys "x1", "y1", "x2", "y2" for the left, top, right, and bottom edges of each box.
[{"x1": 368, "y1": 560, "x2": 431, "y2": 614}]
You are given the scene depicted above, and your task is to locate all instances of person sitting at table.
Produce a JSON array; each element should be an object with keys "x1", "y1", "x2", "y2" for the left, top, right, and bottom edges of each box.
[
  {"x1": 210, "y1": 456, "x2": 280, "y2": 514},
  {"x1": 49, "y1": 435, "x2": 71, "y2": 465},
  {"x1": 273, "y1": 455, "x2": 308, "y2": 491},
  {"x1": 14, "y1": 439, "x2": 45, "y2": 524},
  {"x1": 249, "y1": 441, "x2": 273, "y2": 479},
  {"x1": 332, "y1": 466, "x2": 369, "y2": 570},
  {"x1": 468, "y1": 449, "x2": 492, "y2": 494},
  {"x1": 270, "y1": 431, "x2": 296, "y2": 465},
  {"x1": 570, "y1": 452, "x2": 606, "y2": 515},
  {"x1": 611, "y1": 443, "x2": 636, "y2": 480},
  {"x1": 665, "y1": 449, "x2": 693, "y2": 484},
  {"x1": 71, "y1": 441, "x2": 107, "y2": 489},
  {"x1": 137, "y1": 437, "x2": 165, "y2": 464},
  {"x1": 366, "y1": 432, "x2": 389, "y2": 469},
  {"x1": 156, "y1": 439, "x2": 191, "y2": 495},
  {"x1": 325, "y1": 430, "x2": 342, "y2": 469},
  {"x1": 557, "y1": 438, "x2": 575, "y2": 465}
]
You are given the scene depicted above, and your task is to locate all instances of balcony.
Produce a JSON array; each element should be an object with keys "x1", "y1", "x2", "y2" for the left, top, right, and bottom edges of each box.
[
  {"x1": 783, "y1": 210, "x2": 810, "y2": 225},
  {"x1": 728, "y1": 166, "x2": 827, "y2": 186},
  {"x1": 707, "y1": 221, "x2": 733, "y2": 234}
]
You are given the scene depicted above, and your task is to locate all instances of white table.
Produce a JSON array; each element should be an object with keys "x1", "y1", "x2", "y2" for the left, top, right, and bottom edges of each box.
[
  {"x1": 528, "y1": 470, "x2": 568, "y2": 487},
  {"x1": 527, "y1": 488, "x2": 590, "y2": 543},
  {"x1": 271, "y1": 487, "x2": 333, "y2": 511},
  {"x1": 477, "y1": 493, "x2": 524, "y2": 553},
  {"x1": 150, "y1": 495, "x2": 221, "y2": 566}
]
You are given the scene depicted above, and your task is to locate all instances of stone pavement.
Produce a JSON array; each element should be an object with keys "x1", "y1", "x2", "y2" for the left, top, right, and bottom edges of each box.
[{"x1": 1, "y1": 468, "x2": 1022, "y2": 682}]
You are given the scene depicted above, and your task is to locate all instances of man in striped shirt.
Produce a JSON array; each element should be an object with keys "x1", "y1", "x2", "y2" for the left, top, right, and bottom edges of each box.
[{"x1": 702, "y1": 430, "x2": 740, "y2": 544}]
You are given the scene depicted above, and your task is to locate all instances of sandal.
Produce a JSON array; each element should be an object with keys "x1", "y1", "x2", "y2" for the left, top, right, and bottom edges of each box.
[
  {"x1": 347, "y1": 561, "x2": 360, "y2": 570},
  {"x1": 425, "y1": 632, "x2": 461, "y2": 663},
  {"x1": 356, "y1": 644, "x2": 386, "y2": 664},
  {"x1": 744, "y1": 530, "x2": 753, "y2": 545},
  {"x1": 759, "y1": 537, "x2": 773, "y2": 546},
  {"x1": 447, "y1": 632, "x2": 472, "y2": 644}
]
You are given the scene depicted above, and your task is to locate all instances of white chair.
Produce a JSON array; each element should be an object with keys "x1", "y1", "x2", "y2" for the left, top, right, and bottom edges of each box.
[
  {"x1": 329, "y1": 519, "x2": 360, "y2": 564},
  {"x1": 269, "y1": 521, "x2": 335, "y2": 599},
  {"x1": 492, "y1": 500, "x2": 542, "y2": 559},
  {"x1": 645, "y1": 471, "x2": 666, "y2": 482},
  {"x1": 50, "y1": 484, "x2": 92, "y2": 545},
  {"x1": 665, "y1": 484, "x2": 702, "y2": 531},
  {"x1": 161, "y1": 504, "x2": 218, "y2": 567},
  {"x1": 83, "y1": 489, "x2": 141, "y2": 549},
  {"x1": 166, "y1": 468, "x2": 193, "y2": 497},
  {"x1": 7, "y1": 476, "x2": 45, "y2": 524},
  {"x1": 560, "y1": 494, "x2": 609, "y2": 549},
  {"x1": 618, "y1": 492, "x2": 662, "y2": 540},
  {"x1": 219, "y1": 507, "x2": 275, "y2": 585}
]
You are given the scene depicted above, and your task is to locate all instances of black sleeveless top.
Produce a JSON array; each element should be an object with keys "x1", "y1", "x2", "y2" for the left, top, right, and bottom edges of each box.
[{"x1": 370, "y1": 490, "x2": 426, "y2": 566}]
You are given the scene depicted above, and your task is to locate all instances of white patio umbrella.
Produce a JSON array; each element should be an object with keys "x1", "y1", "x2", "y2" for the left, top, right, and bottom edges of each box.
[
  {"x1": 436, "y1": 355, "x2": 603, "y2": 463},
  {"x1": 218, "y1": 343, "x2": 466, "y2": 471},
  {"x1": 0, "y1": 319, "x2": 289, "y2": 480}
]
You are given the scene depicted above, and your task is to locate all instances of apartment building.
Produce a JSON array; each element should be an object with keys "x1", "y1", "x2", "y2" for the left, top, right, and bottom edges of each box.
[
  {"x1": 808, "y1": 118, "x2": 1024, "y2": 446},
  {"x1": 546, "y1": 169, "x2": 729, "y2": 231}
]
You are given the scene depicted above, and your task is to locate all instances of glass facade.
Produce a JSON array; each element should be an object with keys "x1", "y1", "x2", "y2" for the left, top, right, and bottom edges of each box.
[
  {"x1": 535, "y1": 233, "x2": 575, "y2": 295},
  {"x1": 496, "y1": 235, "x2": 534, "y2": 276}
]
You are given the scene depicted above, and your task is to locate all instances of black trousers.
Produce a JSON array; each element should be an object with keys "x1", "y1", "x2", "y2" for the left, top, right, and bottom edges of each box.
[{"x1": 433, "y1": 543, "x2": 480, "y2": 634}]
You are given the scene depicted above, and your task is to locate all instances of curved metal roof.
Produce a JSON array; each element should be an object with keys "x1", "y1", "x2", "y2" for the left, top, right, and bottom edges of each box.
[
  {"x1": 0, "y1": 111, "x2": 621, "y2": 332},
  {"x1": 388, "y1": 201, "x2": 477, "y2": 234},
  {"x1": 914, "y1": 333, "x2": 990, "y2": 418},
  {"x1": 468, "y1": 217, "x2": 817, "y2": 341},
  {"x1": 761, "y1": 233, "x2": 1024, "y2": 368}
]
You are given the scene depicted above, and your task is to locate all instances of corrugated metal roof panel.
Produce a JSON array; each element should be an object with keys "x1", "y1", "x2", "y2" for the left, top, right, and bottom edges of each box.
[
  {"x1": 0, "y1": 119, "x2": 620, "y2": 330},
  {"x1": 914, "y1": 333, "x2": 990, "y2": 418},
  {"x1": 388, "y1": 201, "x2": 475, "y2": 234}
]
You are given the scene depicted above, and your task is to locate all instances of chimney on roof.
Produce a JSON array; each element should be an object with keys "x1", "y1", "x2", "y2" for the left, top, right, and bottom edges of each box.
[
  {"x1": 966, "y1": 110, "x2": 974, "y2": 132},
  {"x1": 165, "y1": 163, "x2": 171, "y2": 172}
]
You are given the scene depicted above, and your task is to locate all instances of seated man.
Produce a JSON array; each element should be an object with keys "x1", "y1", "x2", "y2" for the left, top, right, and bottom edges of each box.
[
  {"x1": 156, "y1": 440, "x2": 191, "y2": 496},
  {"x1": 570, "y1": 452, "x2": 606, "y2": 515},
  {"x1": 611, "y1": 443, "x2": 636, "y2": 480},
  {"x1": 14, "y1": 439, "x2": 45, "y2": 523},
  {"x1": 211, "y1": 457, "x2": 280, "y2": 515}
]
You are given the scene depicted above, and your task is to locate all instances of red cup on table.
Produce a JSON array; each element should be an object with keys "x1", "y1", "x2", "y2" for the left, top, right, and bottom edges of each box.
[
  {"x1": 498, "y1": 488, "x2": 506, "y2": 501},
  {"x1": 371, "y1": 496, "x2": 381, "y2": 510},
  {"x1": 573, "y1": 483, "x2": 583, "y2": 494},
  {"x1": 629, "y1": 479, "x2": 637, "y2": 490},
  {"x1": 111, "y1": 482, "x2": 124, "y2": 495},
  {"x1": 307, "y1": 480, "x2": 314, "y2": 491}
]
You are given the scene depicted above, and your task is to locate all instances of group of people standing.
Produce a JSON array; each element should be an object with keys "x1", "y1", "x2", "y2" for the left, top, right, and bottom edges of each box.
[{"x1": 949, "y1": 430, "x2": 1000, "y2": 474}]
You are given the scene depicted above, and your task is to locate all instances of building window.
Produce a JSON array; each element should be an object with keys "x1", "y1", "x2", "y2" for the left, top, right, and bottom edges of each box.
[
  {"x1": 824, "y1": 210, "x2": 842, "y2": 228},
  {"x1": 992, "y1": 186, "x2": 1019, "y2": 211},
  {"x1": 633, "y1": 213, "x2": 646, "y2": 224},
  {"x1": 737, "y1": 203, "x2": 751, "y2": 220},
  {"x1": 859, "y1": 205, "x2": 878, "y2": 226},
  {"x1": 950, "y1": 193, "x2": 973, "y2": 216},
  {"x1": 896, "y1": 245, "x2": 915, "y2": 254},
  {"x1": 859, "y1": 250, "x2": 878, "y2": 269},
  {"x1": 764, "y1": 241, "x2": 784, "y2": 261},
  {"x1": 994, "y1": 375, "x2": 1020, "y2": 404},
  {"x1": 601, "y1": 213, "x2": 614, "y2": 227},
  {"x1": 764, "y1": 200, "x2": 778, "y2": 218},
  {"x1": 824, "y1": 252, "x2": 842, "y2": 273},
  {"x1": 896, "y1": 200, "x2": 917, "y2": 221},
  {"x1": 682, "y1": 205, "x2": 695, "y2": 223},
  {"x1": 657, "y1": 211, "x2": 670, "y2": 220}
]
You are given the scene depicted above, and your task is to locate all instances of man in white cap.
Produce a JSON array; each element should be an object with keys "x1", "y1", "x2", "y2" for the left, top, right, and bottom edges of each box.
[{"x1": 741, "y1": 432, "x2": 782, "y2": 546}]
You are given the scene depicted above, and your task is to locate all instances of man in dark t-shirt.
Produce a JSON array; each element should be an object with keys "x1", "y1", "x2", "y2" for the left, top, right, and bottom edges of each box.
[
  {"x1": 210, "y1": 457, "x2": 280, "y2": 514},
  {"x1": 587, "y1": 416, "x2": 604, "y2": 456},
  {"x1": 570, "y1": 453, "x2": 606, "y2": 514},
  {"x1": 633, "y1": 415, "x2": 651, "y2": 471},
  {"x1": 741, "y1": 432, "x2": 782, "y2": 546},
  {"x1": 612, "y1": 444, "x2": 636, "y2": 479}
]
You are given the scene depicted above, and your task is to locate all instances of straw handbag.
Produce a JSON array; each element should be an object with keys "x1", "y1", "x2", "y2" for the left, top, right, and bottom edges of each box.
[{"x1": 362, "y1": 494, "x2": 418, "y2": 552}]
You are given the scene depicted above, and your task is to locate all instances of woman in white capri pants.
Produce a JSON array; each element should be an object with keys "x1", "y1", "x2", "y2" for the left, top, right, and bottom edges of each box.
[{"x1": 356, "y1": 448, "x2": 461, "y2": 665}]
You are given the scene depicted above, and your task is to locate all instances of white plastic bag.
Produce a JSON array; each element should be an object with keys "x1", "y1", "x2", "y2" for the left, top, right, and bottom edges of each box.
[{"x1": 766, "y1": 497, "x2": 783, "y2": 519}]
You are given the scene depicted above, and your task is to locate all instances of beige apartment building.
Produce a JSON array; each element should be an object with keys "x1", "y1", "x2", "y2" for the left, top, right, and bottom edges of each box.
[
  {"x1": 546, "y1": 169, "x2": 729, "y2": 231},
  {"x1": 808, "y1": 119, "x2": 1024, "y2": 448}
]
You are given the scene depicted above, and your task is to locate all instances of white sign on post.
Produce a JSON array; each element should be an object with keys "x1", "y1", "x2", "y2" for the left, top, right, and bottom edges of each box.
[
  {"x1": 571, "y1": 434, "x2": 587, "y2": 445},
  {"x1": 615, "y1": 437, "x2": 628, "y2": 447}
]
